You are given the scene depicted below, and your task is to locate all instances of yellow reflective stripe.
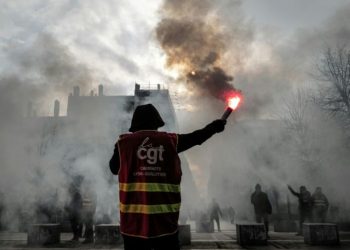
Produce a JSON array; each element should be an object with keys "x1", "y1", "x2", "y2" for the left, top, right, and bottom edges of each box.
[
  {"x1": 119, "y1": 183, "x2": 180, "y2": 193},
  {"x1": 120, "y1": 203, "x2": 181, "y2": 214}
]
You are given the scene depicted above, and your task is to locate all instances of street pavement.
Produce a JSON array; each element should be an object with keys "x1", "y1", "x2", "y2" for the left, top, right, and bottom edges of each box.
[{"x1": 1, "y1": 221, "x2": 350, "y2": 250}]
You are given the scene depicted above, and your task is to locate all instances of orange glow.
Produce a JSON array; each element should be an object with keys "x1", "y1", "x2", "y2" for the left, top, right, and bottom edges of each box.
[{"x1": 228, "y1": 95, "x2": 241, "y2": 110}]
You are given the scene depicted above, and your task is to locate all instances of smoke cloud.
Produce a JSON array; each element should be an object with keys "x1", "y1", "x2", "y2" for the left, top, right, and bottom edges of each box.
[
  {"x1": 0, "y1": 33, "x2": 126, "y2": 230},
  {"x1": 156, "y1": 0, "x2": 240, "y2": 100},
  {"x1": 158, "y1": 0, "x2": 350, "y2": 221},
  {"x1": 1, "y1": 0, "x2": 350, "y2": 231},
  {"x1": 1, "y1": 33, "x2": 95, "y2": 116}
]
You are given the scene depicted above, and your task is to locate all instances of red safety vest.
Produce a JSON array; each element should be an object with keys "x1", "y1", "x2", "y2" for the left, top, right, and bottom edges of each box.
[{"x1": 118, "y1": 131, "x2": 182, "y2": 238}]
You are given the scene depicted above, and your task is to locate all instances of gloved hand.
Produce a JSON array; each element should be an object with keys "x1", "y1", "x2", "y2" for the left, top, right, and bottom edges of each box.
[{"x1": 206, "y1": 119, "x2": 227, "y2": 133}]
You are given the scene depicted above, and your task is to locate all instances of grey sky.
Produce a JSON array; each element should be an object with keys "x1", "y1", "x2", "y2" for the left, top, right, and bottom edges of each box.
[
  {"x1": 1, "y1": 0, "x2": 350, "y2": 206},
  {"x1": 243, "y1": 0, "x2": 350, "y2": 34},
  {"x1": 0, "y1": 0, "x2": 350, "y2": 115}
]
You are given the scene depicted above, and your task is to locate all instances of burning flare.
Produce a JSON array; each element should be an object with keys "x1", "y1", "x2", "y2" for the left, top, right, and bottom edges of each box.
[
  {"x1": 221, "y1": 92, "x2": 242, "y2": 120},
  {"x1": 228, "y1": 95, "x2": 241, "y2": 111}
]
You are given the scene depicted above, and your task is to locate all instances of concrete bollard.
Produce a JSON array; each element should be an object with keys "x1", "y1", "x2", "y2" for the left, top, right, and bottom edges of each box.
[
  {"x1": 303, "y1": 223, "x2": 339, "y2": 245},
  {"x1": 236, "y1": 223, "x2": 267, "y2": 246},
  {"x1": 178, "y1": 224, "x2": 191, "y2": 246},
  {"x1": 274, "y1": 220, "x2": 297, "y2": 232},
  {"x1": 27, "y1": 224, "x2": 60, "y2": 245},
  {"x1": 94, "y1": 224, "x2": 122, "y2": 244},
  {"x1": 338, "y1": 222, "x2": 350, "y2": 231}
]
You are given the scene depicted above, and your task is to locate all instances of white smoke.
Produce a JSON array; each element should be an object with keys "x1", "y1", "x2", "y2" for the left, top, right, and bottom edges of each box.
[{"x1": 1, "y1": 0, "x2": 350, "y2": 230}]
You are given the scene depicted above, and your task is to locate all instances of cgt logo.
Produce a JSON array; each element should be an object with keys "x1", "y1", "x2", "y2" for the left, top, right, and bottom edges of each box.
[{"x1": 137, "y1": 137, "x2": 165, "y2": 164}]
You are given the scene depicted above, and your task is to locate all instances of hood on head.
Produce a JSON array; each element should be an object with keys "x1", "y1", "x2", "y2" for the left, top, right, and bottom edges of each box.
[{"x1": 129, "y1": 104, "x2": 165, "y2": 132}]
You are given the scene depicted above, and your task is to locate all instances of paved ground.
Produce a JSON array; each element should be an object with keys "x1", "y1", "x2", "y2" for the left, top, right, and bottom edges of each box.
[{"x1": 1, "y1": 221, "x2": 350, "y2": 250}]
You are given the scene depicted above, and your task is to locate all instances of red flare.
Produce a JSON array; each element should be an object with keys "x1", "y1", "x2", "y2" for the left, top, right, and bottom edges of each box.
[
  {"x1": 228, "y1": 95, "x2": 241, "y2": 111},
  {"x1": 221, "y1": 92, "x2": 242, "y2": 120}
]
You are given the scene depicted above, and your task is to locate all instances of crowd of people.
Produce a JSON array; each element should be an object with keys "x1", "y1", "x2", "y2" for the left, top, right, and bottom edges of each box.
[
  {"x1": 201, "y1": 184, "x2": 330, "y2": 239},
  {"x1": 106, "y1": 103, "x2": 332, "y2": 249},
  {"x1": 249, "y1": 183, "x2": 330, "y2": 237},
  {"x1": 11, "y1": 103, "x2": 331, "y2": 249},
  {"x1": 288, "y1": 185, "x2": 329, "y2": 235},
  {"x1": 172, "y1": 183, "x2": 330, "y2": 241},
  {"x1": 14, "y1": 180, "x2": 330, "y2": 243}
]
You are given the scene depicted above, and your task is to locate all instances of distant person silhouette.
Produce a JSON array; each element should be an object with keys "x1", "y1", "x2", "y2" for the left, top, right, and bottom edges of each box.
[
  {"x1": 251, "y1": 184, "x2": 272, "y2": 238},
  {"x1": 288, "y1": 185, "x2": 312, "y2": 235},
  {"x1": 311, "y1": 187, "x2": 329, "y2": 223},
  {"x1": 81, "y1": 180, "x2": 97, "y2": 244},
  {"x1": 228, "y1": 206, "x2": 235, "y2": 224},
  {"x1": 209, "y1": 198, "x2": 223, "y2": 232},
  {"x1": 66, "y1": 176, "x2": 83, "y2": 242},
  {"x1": 110, "y1": 103, "x2": 226, "y2": 250}
]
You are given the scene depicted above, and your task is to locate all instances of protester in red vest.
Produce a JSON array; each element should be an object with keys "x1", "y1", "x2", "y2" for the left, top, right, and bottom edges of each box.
[{"x1": 110, "y1": 104, "x2": 226, "y2": 250}]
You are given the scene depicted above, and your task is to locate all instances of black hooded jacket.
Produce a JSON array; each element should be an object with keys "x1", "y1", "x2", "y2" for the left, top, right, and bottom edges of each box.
[{"x1": 109, "y1": 104, "x2": 226, "y2": 174}]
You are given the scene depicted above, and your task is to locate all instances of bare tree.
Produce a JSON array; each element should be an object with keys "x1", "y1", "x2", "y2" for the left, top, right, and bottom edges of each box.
[
  {"x1": 316, "y1": 46, "x2": 350, "y2": 125},
  {"x1": 281, "y1": 89, "x2": 309, "y2": 137},
  {"x1": 280, "y1": 89, "x2": 322, "y2": 179}
]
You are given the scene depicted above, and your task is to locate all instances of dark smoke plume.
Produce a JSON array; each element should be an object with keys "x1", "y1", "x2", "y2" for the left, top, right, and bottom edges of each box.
[{"x1": 156, "y1": 0, "x2": 237, "y2": 100}]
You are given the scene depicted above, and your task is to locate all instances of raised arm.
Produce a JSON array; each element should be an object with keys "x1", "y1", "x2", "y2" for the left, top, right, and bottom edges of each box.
[
  {"x1": 177, "y1": 119, "x2": 226, "y2": 153},
  {"x1": 110, "y1": 119, "x2": 226, "y2": 174},
  {"x1": 287, "y1": 185, "x2": 299, "y2": 197}
]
